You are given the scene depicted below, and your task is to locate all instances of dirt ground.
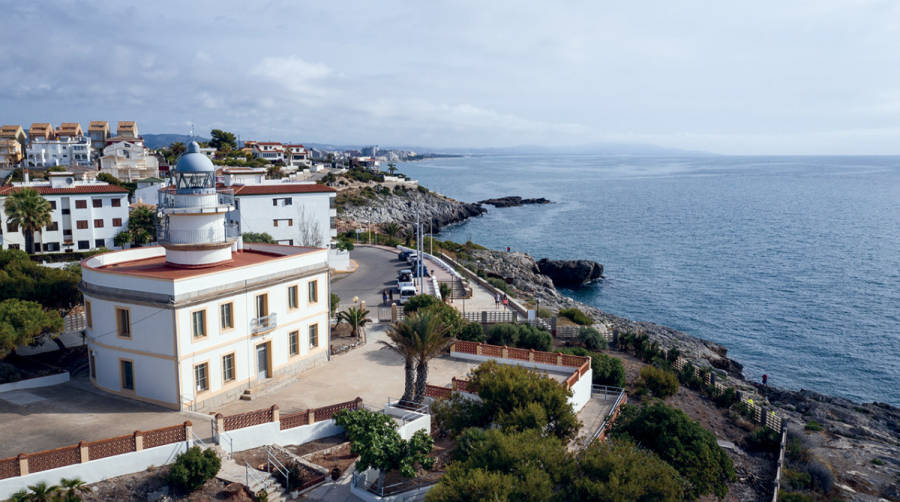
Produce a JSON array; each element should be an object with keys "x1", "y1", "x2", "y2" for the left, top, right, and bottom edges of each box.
[
  {"x1": 307, "y1": 443, "x2": 357, "y2": 474},
  {"x1": 81, "y1": 465, "x2": 249, "y2": 502},
  {"x1": 608, "y1": 349, "x2": 776, "y2": 502}
]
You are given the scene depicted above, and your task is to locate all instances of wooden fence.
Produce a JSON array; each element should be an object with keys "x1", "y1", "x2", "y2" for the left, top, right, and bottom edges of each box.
[{"x1": 0, "y1": 422, "x2": 191, "y2": 480}]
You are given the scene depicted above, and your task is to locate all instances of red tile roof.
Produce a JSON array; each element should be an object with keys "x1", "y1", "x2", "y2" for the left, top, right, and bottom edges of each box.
[
  {"x1": 231, "y1": 184, "x2": 336, "y2": 195},
  {"x1": 89, "y1": 248, "x2": 320, "y2": 280},
  {"x1": 0, "y1": 185, "x2": 130, "y2": 196}
]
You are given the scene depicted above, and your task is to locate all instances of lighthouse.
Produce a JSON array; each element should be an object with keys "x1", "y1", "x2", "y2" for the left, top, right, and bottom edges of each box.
[{"x1": 158, "y1": 141, "x2": 238, "y2": 267}]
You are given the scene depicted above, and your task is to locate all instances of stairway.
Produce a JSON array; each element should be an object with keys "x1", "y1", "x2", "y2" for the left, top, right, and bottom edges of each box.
[{"x1": 217, "y1": 457, "x2": 290, "y2": 502}]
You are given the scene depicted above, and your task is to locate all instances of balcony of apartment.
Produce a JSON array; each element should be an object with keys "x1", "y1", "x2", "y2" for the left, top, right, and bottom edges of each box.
[{"x1": 250, "y1": 313, "x2": 278, "y2": 335}]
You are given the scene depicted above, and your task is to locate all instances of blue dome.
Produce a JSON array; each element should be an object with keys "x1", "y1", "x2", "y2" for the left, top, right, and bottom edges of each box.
[{"x1": 175, "y1": 141, "x2": 215, "y2": 173}]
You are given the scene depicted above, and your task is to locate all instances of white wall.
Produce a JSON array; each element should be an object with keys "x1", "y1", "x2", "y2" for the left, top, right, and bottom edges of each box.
[
  {"x1": 0, "y1": 441, "x2": 189, "y2": 500},
  {"x1": 0, "y1": 372, "x2": 69, "y2": 393},
  {"x1": 235, "y1": 192, "x2": 335, "y2": 247},
  {"x1": 220, "y1": 419, "x2": 344, "y2": 453}
]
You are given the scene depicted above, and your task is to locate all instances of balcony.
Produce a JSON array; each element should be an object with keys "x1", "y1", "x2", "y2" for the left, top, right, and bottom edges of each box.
[
  {"x1": 156, "y1": 221, "x2": 239, "y2": 245},
  {"x1": 158, "y1": 189, "x2": 235, "y2": 212},
  {"x1": 251, "y1": 313, "x2": 278, "y2": 335}
]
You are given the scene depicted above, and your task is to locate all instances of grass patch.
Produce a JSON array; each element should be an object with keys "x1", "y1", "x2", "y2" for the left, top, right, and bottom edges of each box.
[{"x1": 804, "y1": 420, "x2": 824, "y2": 432}]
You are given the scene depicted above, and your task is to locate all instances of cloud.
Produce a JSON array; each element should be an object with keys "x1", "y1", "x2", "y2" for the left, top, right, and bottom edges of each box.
[{"x1": 252, "y1": 56, "x2": 333, "y2": 97}]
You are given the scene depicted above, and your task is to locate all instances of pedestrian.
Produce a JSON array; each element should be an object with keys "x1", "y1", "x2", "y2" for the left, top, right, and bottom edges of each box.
[
  {"x1": 494, "y1": 293, "x2": 500, "y2": 307},
  {"x1": 502, "y1": 294, "x2": 508, "y2": 309},
  {"x1": 507, "y1": 246, "x2": 510, "y2": 252},
  {"x1": 762, "y1": 374, "x2": 768, "y2": 386},
  {"x1": 382, "y1": 289, "x2": 388, "y2": 305}
]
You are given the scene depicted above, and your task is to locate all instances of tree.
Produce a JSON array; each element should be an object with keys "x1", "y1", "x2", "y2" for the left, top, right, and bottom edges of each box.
[
  {"x1": 380, "y1": 315, "x2": 420, "y2": 402},
  {"x1": 387, "y1": 163, "x2": 398, "y2": 175},
  {"x1": 124, "y1": 206, "x2": 157, "y2": 246},
  {"x1": 484, "y1": 323, "x2": 551, "y2": 350},
  {"x1": 457, "y1": 321, "x2": 485, "y2": 342},
  {"x1": 612, "y1": 402, "x2": 736, "y2": 500},
  {"x1": 335, "y1": 409, "x2": 434, "y2": 493},
  {"x1": 410, "y1": 310, "x2": 452, "y2": 403},
  {"x1": 439, "y1": 282, "x2": 452, "y2": 303},
  {"x1": 330, "y1": 293, "x2": 340, "y2": 318},
  {"x1": 382, "y1": 222, "x2": 401, "y2": 239},
  {"x1": 403, "y1": 294, "x2": 439, "y2": 314},
  {"x1": 0, "y1": 249, "x2": 81, "y2": 311},
  {"x1": 566, "y1": 439, "x2": 684, "y2": 501},
  {"x1": 209, "y1": 129, "x2": 237, "y2": 151},
  {"x1": 58, "y1": 477, "x2": 89, "y2": 502},
  {"x1": 22, "y1": 481, "x2": 58, "y2": 502},
  {"x1": 4, "y1": 188, "x2": 52, "y2": 253},
  {"x1": 638, "y1": 366, "x2": 679, "y2": 398},
  {"x1": 336, "y1": 306, "x2": 370, "y2": 339},
  {"x1": 0, "y1": 299, "x2": 64, "y2": 358},
  {"x1": 296, "y1": 205, "x2": 324, "y2": 247},
  {"x1": 428, "y1": 428, "x2": 570, "y2": 502},
  {"x1": 168, "y1": 446, "x2": 221, "y2": 492},
  {"x1": 243, "y1": 232, "x2": 275, "y2": 243},
  {"x1": 578, "y1": 326, "x2": 606, "y2": 350}
]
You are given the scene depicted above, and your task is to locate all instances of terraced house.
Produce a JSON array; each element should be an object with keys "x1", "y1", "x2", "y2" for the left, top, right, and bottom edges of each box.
[{"x1": 80, "y1": 143, "x2": 331, "y2": 410}]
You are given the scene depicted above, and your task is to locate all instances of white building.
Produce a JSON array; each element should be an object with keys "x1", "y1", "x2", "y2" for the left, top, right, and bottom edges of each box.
[
  {"x1": 81, "y1": 142, "x2": 331, "y2": 411},
  {"x1": 285, "y1": 144, "x2": 310, "y2": 170},
  {"x1": 27, "y1": 135, "x2": 93, "y2": 168},
  {"x1": 0, "y1": 172, "x2": 129, "y2": 252},
  {"x1": 251, "y1": 142, "x2": 285, "y2": 163},
  {"x1": 218, "y1": 167, "x2": 337, "y2": 248},
  {"x1": 99, "y1": 140, "x2": 160, "y2": 182}
]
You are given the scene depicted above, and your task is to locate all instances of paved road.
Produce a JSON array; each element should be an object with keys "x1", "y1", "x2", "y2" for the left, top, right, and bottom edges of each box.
[{"x1": 331, "y1": 246, "x2": 406, "y2": 309}]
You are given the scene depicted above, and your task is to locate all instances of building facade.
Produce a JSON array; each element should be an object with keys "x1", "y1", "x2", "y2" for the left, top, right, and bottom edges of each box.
[
  {"x1": 0, "y1": 172, "x2": 129, "y2": 252},
  {"x1": 88, "y1": 121, "x2": 110, "y2": 154},
  {"x1": 26, "y1": 135, "x2": 93, "y2": 168},
  {"x1": 100, "y1": 140, "x2": 160, "y2": 181},
  {"x1": 81, "y1": 142, "x2": 331, "y2": 410},
  {"x1": 0, "y1": 139, "x2": 23, "y2": 168},
  {"x1": 0, "y1": 125, "x2": 27, "y2": 151},
  {"x1": 251, "y1": 142, "x2": 285, "y2": 163},
  {"x1": 285, "y1": 144, "x2": 310, "y2": 170}
]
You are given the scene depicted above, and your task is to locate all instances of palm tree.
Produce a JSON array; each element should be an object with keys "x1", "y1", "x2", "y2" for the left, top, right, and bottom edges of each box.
[
  {"x1": 439, "y1": 282, "x2": 453, "y2": 303},
  {"x1": 336, "y1": 306, "x2": 371, "y2": 340},
  {"x1": 387, "y1": 163, "x2": 398, "y2": 175},
  {"x1": 24, "y1": 481, "x2": 58, "y2": 502},
  {"x1": 379, "y1": 316, "x2": 420, "y2": 402},
  {"x1": 411, "y1": 310, "x2": 452, "y2": 404},
  {"x1": 381, "y1": 222, "x2": 401, "y2": 240},
  {"x1": 58, "y1": 477, "x2": 89, "y2": 502},
  {"x1": 4, "y1": 188, "x2": 52, "y2": 254},
  {"x1": 9, "y1": 490, "x2": 29, "y2": 502}
]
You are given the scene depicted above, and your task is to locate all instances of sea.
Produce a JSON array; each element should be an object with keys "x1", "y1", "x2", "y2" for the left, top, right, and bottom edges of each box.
[{"x1": 399, "y1": 154, "x2": 900, "y2": 406}]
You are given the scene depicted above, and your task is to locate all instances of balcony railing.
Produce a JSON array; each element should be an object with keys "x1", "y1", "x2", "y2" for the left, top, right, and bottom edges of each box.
[
  {"x1": 251, "y1": 313, "x2": 278, "y2": 334},
  {"x1": 158, "y1": 189, "x2": 235, "y2": 210}
]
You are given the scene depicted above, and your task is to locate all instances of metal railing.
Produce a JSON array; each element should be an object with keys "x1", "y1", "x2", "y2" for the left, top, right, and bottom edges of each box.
[
  {"x1": 251, "y1": 313, "x2": 278, "y2": 334},
  {"x1": 583, "y1": 386, "x2": 627, "y2": 448},
  {"x1": 158, "y1": 189, "x2": 235, "y2": 209},
  {"x1": 245, "y1": 461, "x2": 277, "y2": 494},
  {"x1": 265, "y1": 445, "x2": 290, "y2": 492},
  {"x1": 157, "y1": 221, "x2": 239, "y2": 244},
  {"x1": 386, "y1": 399, "x2": 429, "y2": 425}
]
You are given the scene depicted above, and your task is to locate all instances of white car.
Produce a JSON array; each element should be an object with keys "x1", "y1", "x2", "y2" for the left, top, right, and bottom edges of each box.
[{"x1": 398, "y1": 286, "x2": 418, "y2": 304}]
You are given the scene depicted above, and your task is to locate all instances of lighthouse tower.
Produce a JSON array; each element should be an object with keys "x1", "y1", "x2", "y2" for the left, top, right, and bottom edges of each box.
[{"x1": 158, "y1": 141, "x2": 237, "y2": 267}]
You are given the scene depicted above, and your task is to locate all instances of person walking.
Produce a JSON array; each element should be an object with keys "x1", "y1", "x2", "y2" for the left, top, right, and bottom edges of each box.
[
  {"x1": 382, "y1": 289, "x2": 388, "y2": 305},
  {"x1": 762, "y1": 374, "x2": 768, "y2": 386},
  {"x1": 502, "y1": 294, "x2": 509, "y2": 310},
  {"x1": 494, "y1": 293, "x2": 501, "y2": 307}
]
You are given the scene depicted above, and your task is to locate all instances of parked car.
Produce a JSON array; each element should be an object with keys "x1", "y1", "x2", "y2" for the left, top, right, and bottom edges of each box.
[
  {"x1": 398, "y1": 285, "x2": 418, "y2": 304},
  {"x1": 398, "y1": 250, "x2": 412, "y2": 262},
  {"x1": 398, "y1": 271, "x2": 414, "y2": 290},
  {"x1": 398, "y1": 268, "x2": 413, "y2": 279},
  {"x1": 406, "y1": 252, "x2": 418, "y2": 265}
]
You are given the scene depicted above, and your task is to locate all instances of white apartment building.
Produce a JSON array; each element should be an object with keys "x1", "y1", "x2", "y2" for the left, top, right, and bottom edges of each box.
[
  {"x1": 251, "y1": 142, "x2": 285, "y2": 162},
  {"x1": 0, "y1": 172, "x2": 129, "y2": 252},
  {"x1": 219, "y1": 168, "x2": 337, "y2": 248},
  {"x1": 80, "y1": 142, "x2": 331, "y2": 410},
  {"x1": 100, "y1": 140, "x2": 160, "y2": 181},
  {"x1": 27, "y1": 136, "x2": 93, "y2": 168}
]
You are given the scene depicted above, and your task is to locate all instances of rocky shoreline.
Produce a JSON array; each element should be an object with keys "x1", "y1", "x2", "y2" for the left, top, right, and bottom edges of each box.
[{"x1": 478, "y1": 195, "x2": 551, "y2": 207}]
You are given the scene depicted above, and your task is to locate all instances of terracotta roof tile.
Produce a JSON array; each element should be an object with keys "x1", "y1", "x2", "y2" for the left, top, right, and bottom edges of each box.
[{"x1": 0, "y1": 185, "x2": 130, "y2": 196}]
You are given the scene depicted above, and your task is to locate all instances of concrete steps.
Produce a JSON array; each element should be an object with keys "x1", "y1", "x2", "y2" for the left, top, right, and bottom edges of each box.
[{"x1": 218, "y1": 457, "x2": 289, "y2": 501}]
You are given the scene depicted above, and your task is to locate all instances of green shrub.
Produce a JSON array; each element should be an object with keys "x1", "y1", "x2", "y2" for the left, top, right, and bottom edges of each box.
[
  {"x1": 168, "y1": 446, "x2": 221, "y2": 492},
  {"x1": 785, "y1": 434, "x2": 810, "y2": 464},
  {"x1": 783, "y1": 469, "x2": 812, "y2": 490},
  {"x1": 871, "y1": 457, "x2": 885, "y2": 466},
  {"x1": 487, "y1": 277, "x2": 512, "y2": 294},
  {"x1": 804, "y1": 420, "x2": 823, "y2": 432},
  {"x1": 458, "y1": 322, "x2": 485, "y2": 342},
  {"x1": 638, "y1": 366, "x2": 679, "y2": 398},
  {"x1": 804, "y1": 461, "x2": 834, "y2": 493},
  {"x1": 744, "y1": 428, "x2": 780, "y2": 453},
  {"x1": 712, "y1": 387, "x2": 738, "y2": 408},
  {"x1": 578, "y1": 326, "x2": 607, "y2": 350},
  {"x1": 416, "y1": 185, "x2": 429, "y2": 193},
  {"x1": 558, "y1": 307, "x2": 592, "y2": 325},
  {"x1": 403, "y1": 294, "x2": 440, "y2": 313},
  {"x1": 561, "y1": 348, "x2": 626, "y2": 387},
  {"x1": 485, "y1": 323, "x2": 518, "y2": 346},
  {"x1": 243, "y1": 232, "x2": 274, "y2": 243},
  {"x1": 779, "y1": 492, "x2": 814, "y2": 502},
  {"x1": 515, "y1": 325, "x2": 552, "y2": 351},
  {"x1": 536, "y1": 307, "x2": 553, "y2": 319}
]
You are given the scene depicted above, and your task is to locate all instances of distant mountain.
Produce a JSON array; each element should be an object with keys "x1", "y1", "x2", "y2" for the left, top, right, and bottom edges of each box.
[{"x1": 143, "y1": 134, "x2": 209, "y2": 150}]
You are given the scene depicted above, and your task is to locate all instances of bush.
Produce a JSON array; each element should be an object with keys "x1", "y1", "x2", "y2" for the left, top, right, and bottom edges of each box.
[
  {"x1": 403, "y1": 294, "x2": 439, "y2": 313},
  {"x1": 558, "y1": 307, "x2": 592, "y2": 325},
  {"x1": 578, "y1": 326, "x2": 606, "y2": 350},
  {"x1": 168, "y1": 446, "x2": 221, "y2": 492},
  {"x1": 515, "y1": 325, "x2": 552, "y2": 351},
  {"x1": 744, "y1": 428, "x2": 780, "y2": 453},
  {"x1": 536, "y1": 307, "x2": 553, "y2": 319},
  {"x1": 487, "y1": 277, "x2": 512, "y2": 295},
  {"x1": 804, "y1": 420, "x2": 823, "y2": 432},
  {"x1": 783, "y1": 468, "x2": 812, "y2": 490},
  {"x1": 785, "y1": 433, "x2": 810, "y2": 464},
  {"x1": 803, "y1": 461, "x2": 834, "y2": 493},
  {"x1": 485, "y1": 324, "x2": 519, "y2": 346},
  {"x1": 638, "y1": 366, "x2": 679, "y2": 398},
  {"x1": 243, "y1": 232, "x2": 274, "y2": 243},
  {"x1": 712, "y1": 387, "x2": 739, "y2": 408},
  {"x1": 457, "y1": 322, "x2": 485, "y2": 342},
  {"x1": 561, "y1": 348, "x2": 626, "y2": 387},
  {"x1": 612, "y1": 402, "x2": 735, "y2": 500},
  {"x1": 779, "y1": 492, "x2": 814, "y2": 502}
]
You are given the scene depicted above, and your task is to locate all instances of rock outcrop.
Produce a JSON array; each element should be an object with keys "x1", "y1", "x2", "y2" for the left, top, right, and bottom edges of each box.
[
  {"x1": 338, "y1": 189, "x2": 485, "y2": 232},
  {"x1": 536, "y1": 258, "x2": 603, "y2": 287},
  {"x1": 478, "y1": 196, "x2": 551, "y2": 207}
]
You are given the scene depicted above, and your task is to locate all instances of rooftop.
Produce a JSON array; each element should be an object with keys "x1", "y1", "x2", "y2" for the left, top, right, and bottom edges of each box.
[
  {"x1": 86, "y1": 245, "x2": 322, "y2": 280},
  {"x1": 0, "y1": 184, "x2": 128, "y2": 195}
]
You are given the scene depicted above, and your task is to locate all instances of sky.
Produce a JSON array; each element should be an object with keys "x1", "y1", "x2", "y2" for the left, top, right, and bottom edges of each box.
[{"x1": 1, "y1": 0, "x2": 899, "y2": 154}]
